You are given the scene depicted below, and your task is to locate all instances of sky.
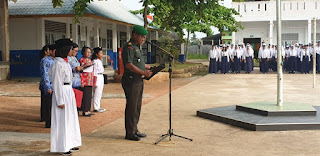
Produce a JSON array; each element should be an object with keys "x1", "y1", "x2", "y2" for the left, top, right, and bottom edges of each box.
[{"x1": 119, "y1": 0, "x2": 232, "y2": 39}]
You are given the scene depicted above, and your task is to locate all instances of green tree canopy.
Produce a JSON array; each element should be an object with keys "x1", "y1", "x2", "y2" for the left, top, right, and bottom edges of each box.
[
  {"x1": 134, "y1": 0, "x2": 242, "y2": 39},
  {"x1": 52, "y1": 0, "x2": 93, "y2": 23}
]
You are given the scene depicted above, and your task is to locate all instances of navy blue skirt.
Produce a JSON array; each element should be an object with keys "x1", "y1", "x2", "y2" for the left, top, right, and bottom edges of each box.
[
  {"x1": 245, "y1": 57, "x2": 253, "y2": 72},
  {"x1": 209, "y1": 58, "x2": 218, "y2": 73},
  {"x1": 301, "y1": 56, "x2": 309, "y2": 73},
  {"x1": 221, "y1": 56, "x2": 228, "y2": 74}
]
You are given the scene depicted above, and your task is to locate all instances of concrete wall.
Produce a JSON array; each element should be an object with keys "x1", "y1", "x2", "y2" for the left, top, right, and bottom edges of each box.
[
  {"x1": 9, "y1": 18, "x2": 41, "y2": 50},
  {"x1": 233, "y1": 0, "x2": 320, "y2": 22},
  {"x1": 235, "y1": 21, "x2": 269, "y2": 44}
]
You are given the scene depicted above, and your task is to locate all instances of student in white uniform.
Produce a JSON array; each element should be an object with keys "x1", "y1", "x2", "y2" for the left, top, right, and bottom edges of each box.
[
  {"x1": 49, "y1": 39, "x2": 81, "y2": 156},
  {"x1": 208, "y1": 45, "x2": 218, "y2": 74},
  {"x1": 284, "y1": 45, "x2": 291, "y2": 71},
  {"x1": 243, "y1": 44, "x2": 254, "y2": 73},
  {"x1": 233, "y1": 45, "x2": 242, "y2": 73},
  {"x1": 220, "y1": 45, "x2": 229, "y2": 74},
  {"x1": 308, "y1": 43, "x2": 314, "y2": 71},
  {"x1": 226, "y1": 45, "x2": 233, "y2": 73},
  {"x1": 92, "y1": 47, "x2": 107, "y2": 113},
  {"x1": 300, "y1": 44, "x2": 311, "y2": 74},
  {"x1": 316, "y1": 41, "x2": 320, "y2": 72},
  {"x1": 258, "y1": 43, "x2": 270, "y2": 74},
  {"x1": 217, "y1": 45, "x2": 222, "y2": 71},
  {"x1": 289, "y1": 45, "x2": 298, "y2": 74},
  {"x1": 295, "y1": 43, "x2": 301, "y2": 72}
]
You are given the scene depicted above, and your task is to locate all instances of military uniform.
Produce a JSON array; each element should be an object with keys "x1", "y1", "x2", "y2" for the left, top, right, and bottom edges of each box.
[{"x1": 122, "y1": 37, "x2": 146, "y2": 139}]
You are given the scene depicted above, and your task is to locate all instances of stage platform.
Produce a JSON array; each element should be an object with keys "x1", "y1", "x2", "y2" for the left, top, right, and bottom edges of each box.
[{"x1": 197, "y1": 102, "x2": 320, "y2": 131}]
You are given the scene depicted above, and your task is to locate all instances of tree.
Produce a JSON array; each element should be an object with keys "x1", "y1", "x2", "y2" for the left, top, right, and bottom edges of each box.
[
  {"x1": 133, "y1": 0, "x2": 242, "y2": 59},
  {"x1": 190, "y1": 34, "x2": 201, "y2": 45},
  {"x1": 232, "y1": 0, "x2": 245, "y2": 2},
  {"x1": 52, "y1": 0, "x2": 93, "y2": 23}
]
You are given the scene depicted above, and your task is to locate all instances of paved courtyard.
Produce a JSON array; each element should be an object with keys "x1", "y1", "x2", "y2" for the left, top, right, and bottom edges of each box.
[{"x1": 1, "y1": 73, "x2": 320, "y2": 155}]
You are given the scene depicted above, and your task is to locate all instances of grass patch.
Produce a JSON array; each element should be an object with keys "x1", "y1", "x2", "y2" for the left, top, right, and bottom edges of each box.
[
  {"x1": 254, "y1": 59, "x2": 260, "y2": 67},
  {"x1": 193, "y1": 70, "x2": 208, "y2": 76},
  {"x1": 187, "y1": 54, "x2": 208, "y2": 60}
]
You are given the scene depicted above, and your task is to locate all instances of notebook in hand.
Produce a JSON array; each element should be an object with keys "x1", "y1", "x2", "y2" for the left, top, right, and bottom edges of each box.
[{"x1": 144, "y1": 64, "x2": 165, "y2": 80}]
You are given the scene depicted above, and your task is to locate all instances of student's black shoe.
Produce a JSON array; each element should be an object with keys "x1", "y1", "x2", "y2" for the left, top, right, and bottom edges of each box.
[
  {"x1": 70, "y1": 147, "x2": 79, "y2": 152},
  {"x1": 62, "y1": 151, "x2": 72, "y2": 156},
  {"x1": 125, "y1": 135, "x2": 141, "y2": 141},
  {"x1": 82, "y1": 112, "x2": 92, "y2": 117},
  {"x1": 136, "y1": 132, "x2": 147, "y2": 138}
]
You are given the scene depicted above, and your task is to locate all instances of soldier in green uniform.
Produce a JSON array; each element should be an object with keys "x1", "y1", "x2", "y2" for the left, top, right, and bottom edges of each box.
[{"x1": 122, "y1": 25, "x2": 152, "y2": 141}]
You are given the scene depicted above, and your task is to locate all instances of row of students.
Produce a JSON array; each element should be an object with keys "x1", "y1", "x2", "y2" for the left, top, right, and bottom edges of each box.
[
  {"x1": 208, "y1": 44, "x2": 254, "y2": 74},
  {"x1": 39, "y1": 39, "x2": 107, "y2": 155},
  {"x1": 259, "y1": 41, "x2": 320, "y2": 74},
  {"x1": 209, "y1": 41, "x2": 320, "y2": 74}
]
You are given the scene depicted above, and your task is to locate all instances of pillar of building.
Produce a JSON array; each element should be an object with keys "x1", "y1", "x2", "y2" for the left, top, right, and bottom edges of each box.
[
  {"x1": 112, "y1": 23, "x2": 118, "y2": 69},
  {"x1": 232, "y1": 32, "x2": 236, "y2": 45},
  {"x1": 94, "y1": 20, "x2": 100, "y2": 47},
  {"x1": 269, "y1": 20, "x2": 273, "y2": 45},
  {"x1": 0, "y1": 0, "x2": 10, "y2": 80},
  {"x1": 66, "y1": 18, "x2": 71, "y2": 38},
  {"x1": 72, "y1": 22, "x2": 78, "y2": 45},
  {"x1": 126, "y1": 25, "x2": 131, "y2": 41},
  {"x1": 308, "y1": 19, "x2": 312, "y2": 44}
]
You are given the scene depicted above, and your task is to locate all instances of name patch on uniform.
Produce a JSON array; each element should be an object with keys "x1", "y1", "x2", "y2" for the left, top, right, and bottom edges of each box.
[{"x1": 128, "y1": 47, "x2": 133, "y2": 50}]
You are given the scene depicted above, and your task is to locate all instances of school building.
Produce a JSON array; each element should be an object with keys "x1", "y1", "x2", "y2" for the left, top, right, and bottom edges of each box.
[
  {"x1": 0, "y1": 0, "x2": 160, "y2": 79},
  {"x1": 232, "y1": 0, "x2": 320, "y2": 52}
]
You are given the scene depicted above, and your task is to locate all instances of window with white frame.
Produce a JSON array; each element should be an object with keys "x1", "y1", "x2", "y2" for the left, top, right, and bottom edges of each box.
[
  {"x1": 282, "y1": 33, "x2": 298, "y2": 44},
  {"x1": 45, "y1": 20, "x2": 66, "y2": 45},
  {"x1": 107, "y1": 29, "x2": 113, "y2": 50}
]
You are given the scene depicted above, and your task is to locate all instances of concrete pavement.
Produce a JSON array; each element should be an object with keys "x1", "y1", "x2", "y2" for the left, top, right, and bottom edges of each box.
[{"x1": 2, "y1": 73, "x2": 320, "y2": 156}]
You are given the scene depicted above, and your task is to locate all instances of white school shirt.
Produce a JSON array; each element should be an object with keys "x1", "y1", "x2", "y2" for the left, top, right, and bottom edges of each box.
[
  {"x1": 208, "y1": 49, "x2": 217, "y2": 61},
  {"x1": 227, "y1": 48, "x2": 234, "y2": 59},
  {"x1": 233, "y1": 48, "x2": 242, "y2": 59},
  {"x1": 93, "y1": 59, "x2": 104, "y2": 76},
  {"x1": 258, "y1": 48, "x2": 270, "y2": 59},
  {"x1": 289, "y1": 48, "x2": 298, "y2": 57},
  {"x1": 300, "y1": 49, "x2": 311, "y2": 61},
  {"x1": 296, "y1": 47, "x2": 301, "y2": 58},
  {"x1": 220, "y1": 50, "x2": 229, "y2": 62},
  {"x1": 285, "y1": 49, "x2": 290, "y2": 58},
  {"x1": 217, "y1": 48, "x2": 222, "y2": 62},
  {"x1": 316, "y1": 46, "x2": 320, "y2": 54},
  {"x1": 309, "y1": 47, "x2": 314, "y2": 55},
  {"x1": 243, "y1": 48, "x2": 254, "y2": 60}
]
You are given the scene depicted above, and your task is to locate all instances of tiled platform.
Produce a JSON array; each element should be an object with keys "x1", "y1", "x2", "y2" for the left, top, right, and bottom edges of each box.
[
  {"x1": 236, "y1": 101, "x2": 316, "y2": 116},
  {"x1": 197, "y1": 105, "x2": 320, "y2": 131}
]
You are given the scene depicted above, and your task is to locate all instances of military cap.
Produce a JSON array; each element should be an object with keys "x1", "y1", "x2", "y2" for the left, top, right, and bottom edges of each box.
[{"x1": 133, "y1": 25, "x2": 148, "y2": 35}]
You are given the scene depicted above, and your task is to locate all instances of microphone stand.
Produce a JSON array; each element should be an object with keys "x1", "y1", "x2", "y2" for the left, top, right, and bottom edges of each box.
[{"x1": 146, "y1": 41, "x2": 193, "y2": 145}]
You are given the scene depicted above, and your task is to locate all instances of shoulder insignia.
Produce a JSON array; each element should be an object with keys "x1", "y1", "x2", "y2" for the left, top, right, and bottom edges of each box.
[
  {"x1": 128, "y1": 47, "x2": 133, "y2": 50},
  {"x1": 128, "y1": 42, "x2": 132, "y2": 46}
]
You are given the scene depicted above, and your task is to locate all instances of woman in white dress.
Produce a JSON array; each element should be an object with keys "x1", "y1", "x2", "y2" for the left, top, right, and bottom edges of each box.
[{"x1": 49, "y1": 39, "x2": 81, "y2": 156}]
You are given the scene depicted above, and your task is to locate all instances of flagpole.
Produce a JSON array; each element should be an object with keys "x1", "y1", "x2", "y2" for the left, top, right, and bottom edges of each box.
[
  {"x1": 313, "y1": 17, "x2": 317, "y2": 88},
  {"x1": 276, "y1": 0, "x2": 283, "y2": 106}
]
